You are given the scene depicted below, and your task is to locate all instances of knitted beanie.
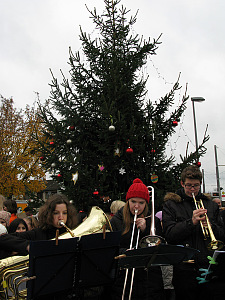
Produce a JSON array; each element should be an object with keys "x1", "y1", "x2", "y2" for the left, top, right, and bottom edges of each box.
[
  {"x1": 0, "y1": 210, "x2": 11, "y2": 227},
  {"x1": 126, "y1": 178, "x2": 149, "y2": 203}
]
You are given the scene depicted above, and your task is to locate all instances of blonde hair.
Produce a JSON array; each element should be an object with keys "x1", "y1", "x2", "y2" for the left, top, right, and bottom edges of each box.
[
  {"x1": 122, "y1": 201, "x2": 148, "y2": 235},
  {"x1": 110, "y1": 200, "x2": 125, "y2": 215}
]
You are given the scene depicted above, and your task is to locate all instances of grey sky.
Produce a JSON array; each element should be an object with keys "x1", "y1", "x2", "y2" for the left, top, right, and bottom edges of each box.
[{"x1": 0, "y1": 0, "x2": 225, "y2": 194}]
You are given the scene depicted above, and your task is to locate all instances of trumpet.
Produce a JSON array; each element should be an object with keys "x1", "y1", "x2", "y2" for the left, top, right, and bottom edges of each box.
[{"x1": 192, "y1": 193, "x2": 224, "y2": 251}]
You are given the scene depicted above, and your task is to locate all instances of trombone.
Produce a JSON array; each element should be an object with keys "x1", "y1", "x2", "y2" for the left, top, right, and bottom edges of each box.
[
  {"x1": 192, "y1": 193, "x2": 224, "y2": 251},
  {"x1": 139, "y1": 186, "x2": 165, "y2": 247},
  {"x1": 122, "y1": 209, "x2": 140, "y2": 300}
]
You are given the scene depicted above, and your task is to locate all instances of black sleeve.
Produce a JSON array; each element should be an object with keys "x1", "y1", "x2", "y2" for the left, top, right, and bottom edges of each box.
[
  {"x1": 162, "y1": 200, "x2": 195, "y2": 244},
  {"x1": 0, "y1": 229, "x2": 40, "y2": 257}
]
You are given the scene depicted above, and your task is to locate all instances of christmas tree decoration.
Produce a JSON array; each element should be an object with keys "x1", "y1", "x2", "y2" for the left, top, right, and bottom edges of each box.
[
  {"x1": 49, "y1": 140, "x2": 55, "y2": 146},
  {"x1": 66, "y1": 139, "x2": 72, "y2": 145},
  {"x1": 69, "y1": 125, "x2": 75, "y2": 131},
  {"x1": 51, "y1": 162, "x2": 56, "y2": 168},
  {"x1": 98, "y1": 164, "x2": 105, "y2": 171},
  {"x1": 119, "y1": 167, "x2": 126, "y2": 175},
  {"x1": 72, "y1": 171, "x2": 79, "y2": 185},
  {"x1": 151, "y1": 149, "x2": 156, "y2": 153},
  {"x1": 109, "y1": 115, "x2": 115, "y2": 131},
  {"x1": 126, "y1": 147, "x2": 133, "y2": 154},
  {"x1": 172, "y1": 120, "x2": 178, "y2": 127},
  {"x1": 196, "y1": 161, "x2": 201, "y2": 167},
  {"x1": 109, "y1": 125, "x2": 115, "y2": 131},
  {"x1": 40, "y1": 156, "x2": 45, "y2": 161},
  {"x1": 93, "y1": 189, "x2": 99, "y2": 195},
  {"x1": 151, "y1": 173, "x2": 159, "y2": 183},
  {"x1": 57, "y1": 173, "x2": 63, "y2": 182},
  {"x1": 114, "y1": 148, "x2": 121, "y2": 157}
]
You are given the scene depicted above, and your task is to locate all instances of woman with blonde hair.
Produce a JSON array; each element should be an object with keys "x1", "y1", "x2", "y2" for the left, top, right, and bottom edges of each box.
[{"x1": 110, "y1": 178, "x2": 164, "y2": 300}]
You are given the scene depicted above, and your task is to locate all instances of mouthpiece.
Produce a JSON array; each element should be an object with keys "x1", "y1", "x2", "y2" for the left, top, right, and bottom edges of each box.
[{"x1": 58, "y1": 220, "x2": 65, "y2": 226}]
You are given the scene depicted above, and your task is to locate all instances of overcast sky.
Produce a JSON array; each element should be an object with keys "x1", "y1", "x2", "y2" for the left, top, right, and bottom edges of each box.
[{"x1": 1, "y1": 0, "x2": 225, "y2": 194}]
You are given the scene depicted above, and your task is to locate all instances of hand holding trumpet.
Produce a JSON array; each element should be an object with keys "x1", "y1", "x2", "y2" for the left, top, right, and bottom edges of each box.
[{"x1": 192, "y1": 207, "x2": 207, "y2": 226}]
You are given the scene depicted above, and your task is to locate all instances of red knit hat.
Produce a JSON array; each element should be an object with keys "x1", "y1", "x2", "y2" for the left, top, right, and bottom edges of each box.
[{"x1": 126, "y1": 178, "x2": 149, "y2": 203}]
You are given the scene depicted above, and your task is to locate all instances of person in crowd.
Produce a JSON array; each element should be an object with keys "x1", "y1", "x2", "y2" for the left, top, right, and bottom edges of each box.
[
  {"x1": 110, "y1": 178, "x2": 165, "y2": 300},
  {"x1": 0, "y1": 210, "x2": 11, "y2": 229},
  {"x1": 23, "y1": 206, "x2": 33, "y2": 217},
  {"x1": 212, "y1": 197, "x2": 222, "y2": 208},
  {"x1": 0, "y1": 193, "x2": 78, "y2": 259},
  {"x1": 0, "y1": 224, "x2": 8, "y2": 235},
  {"x1": 3, "y1": 199, "x2": 18, "y2": 223},
  {"x1": 8, "y1": 218, "x2": 28, "y2": 233},
  {"x1": 155, "y1": 210, "x2": 175, "y2": 300},
  {"x1": 162, "y1": 165, "x2": 225, "y2": 300},
  {"x1": 109, "y1": 200, "x2": 125, "y2": 219},
  {"x1": 24, "y1": 216, "x2": 39, "y2": 230}
]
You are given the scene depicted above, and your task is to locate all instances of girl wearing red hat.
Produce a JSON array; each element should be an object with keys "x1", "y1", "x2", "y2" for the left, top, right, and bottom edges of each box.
[{"x1": 110, "y1": 178, "x2": 165, "y2": 300}]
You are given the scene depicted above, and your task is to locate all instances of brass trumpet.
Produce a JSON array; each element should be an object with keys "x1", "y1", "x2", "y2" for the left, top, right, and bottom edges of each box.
[{"x1": 192, "y1": 193, "x2": 224, "y2": 251}]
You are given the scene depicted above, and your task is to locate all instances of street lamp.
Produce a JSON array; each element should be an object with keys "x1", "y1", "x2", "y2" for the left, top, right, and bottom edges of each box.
[
  {"x1": 191, "y1": 97, "x2": 205, "y2": 192},
  {"x1": 191, "y1": 97, "x2": 205, "y2": 161}
]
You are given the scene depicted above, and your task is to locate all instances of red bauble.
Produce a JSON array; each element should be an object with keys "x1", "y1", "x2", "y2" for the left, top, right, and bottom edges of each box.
[
  {"x1": 40, "y1": 156, "x2": 45, "y2": 161},
  {"x1": 172, "y1": 120, "x2": 178, "y2": 127},
  {"x1": 57, "y1": 173, "x2": 62, "y2": 178},
  {"x1": 49, "y1": 141, "x2": 54, "y2": 146},
  {"x1": 196, "y1": 161, "x2": 201, "y2": 167},
  {"x1": 69, "y1": 125, "x2": 75, "y2": 131},
  {"x1": 126, "y1": 147, "x2": 133, "y2": 154},
  {"x1": 93, "y1": 190, "x2": 99, "y2": 195}
]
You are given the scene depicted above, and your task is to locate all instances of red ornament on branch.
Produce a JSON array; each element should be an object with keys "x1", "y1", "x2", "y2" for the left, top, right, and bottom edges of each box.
[
  {"x1": 126, "y1": 147, "x2": 133, "y2": 154},
  {"x1": 69, "y1": 125, "x2": 75, "y2": 131},
  {"x1": 93, "y1": 189, "x2": 99, "y2": 195},
  {"x1": 196, "y1": 161, "x2": 201, "y2": 167},
  {"x1": 40, "y1": 156, "x2": 45, "y2": 161},
  {"x1": 49, "y1": 141, "x2": 54, "y2": 146},
  {"x1": 151, "y1": 149, "x2": 156, "y2": 153},
  {"x1": 172, "y1": 120, "x2": 178, "y2": 127}
]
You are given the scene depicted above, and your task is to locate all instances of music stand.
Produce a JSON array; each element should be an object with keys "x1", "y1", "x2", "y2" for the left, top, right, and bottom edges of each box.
[
  {"x1": 27, "y1": 231, "x2": 121, "y2": 300},
  {"x1": 118, "y1": 244, "x2": 199, "y2": 269}
]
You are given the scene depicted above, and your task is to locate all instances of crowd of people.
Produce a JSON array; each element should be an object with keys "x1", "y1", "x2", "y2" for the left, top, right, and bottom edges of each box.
[{"x1": 0, "y1": 165, "x2": 225, "y2": 300}]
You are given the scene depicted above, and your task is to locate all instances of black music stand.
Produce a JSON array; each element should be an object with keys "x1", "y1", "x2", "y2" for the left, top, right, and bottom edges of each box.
[
  {"x1": 118, "y1": 244, "x2": 199, "y2": 269},
  {"x1": 27, "y1": 231, "x2": 121, "y2": 300}
]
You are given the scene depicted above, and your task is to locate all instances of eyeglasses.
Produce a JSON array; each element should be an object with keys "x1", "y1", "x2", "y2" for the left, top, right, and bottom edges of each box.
[{"x1": 184, "y1": 184, "x2": 201, "y2": 189}]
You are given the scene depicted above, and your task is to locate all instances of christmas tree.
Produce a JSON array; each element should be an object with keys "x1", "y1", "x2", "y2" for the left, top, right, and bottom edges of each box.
[{"x1": 36, "y1": 0, "x2": 208, "y2": 210}]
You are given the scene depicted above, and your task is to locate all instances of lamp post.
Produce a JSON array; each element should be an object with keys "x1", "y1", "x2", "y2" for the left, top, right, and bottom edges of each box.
[
  {"x1": 191, "y1": 97, "x2": 205, "y2": 161},
  {"x1": 191, "y1": 97, "x2": 205, "y2": 192}
]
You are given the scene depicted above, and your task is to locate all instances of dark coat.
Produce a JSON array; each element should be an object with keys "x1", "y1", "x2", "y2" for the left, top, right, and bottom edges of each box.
[
  {"x1": 109, "y1": 207, "x2": 165, "y2": 300},
  {"x1": 0, "y1": 227, "x2": 67, "y2": 259},
  {"x1": 162, "y1": 188, "x2": 225, "y2": 267}
]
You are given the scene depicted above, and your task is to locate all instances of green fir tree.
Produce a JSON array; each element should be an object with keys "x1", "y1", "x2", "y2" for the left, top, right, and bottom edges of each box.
[{"x1": 36, "y1": 0, "x2": 209, "y2": 210}]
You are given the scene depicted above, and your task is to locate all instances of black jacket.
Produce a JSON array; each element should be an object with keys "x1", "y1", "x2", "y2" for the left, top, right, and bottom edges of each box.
[
  {"x1": 0, "y1": 227, "x2": 67, "y2": 259},
  {"x1": 162, "y1": 189, "x2": 225, "y2": 267},
  {"x1": 110, "y1": 206, "x2": 163, "y2": 251}
]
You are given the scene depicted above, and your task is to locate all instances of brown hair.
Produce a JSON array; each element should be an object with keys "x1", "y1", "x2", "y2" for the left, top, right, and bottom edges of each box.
[
  {"x1": 181, "y1": 165, "x2": 202, "y2": 183},
  {"x1": 122, "y1": 201, "x2": 148, "y2": 235},
  {"x1": 38, "y1": 194, "x2": 78, "y2": 230}
]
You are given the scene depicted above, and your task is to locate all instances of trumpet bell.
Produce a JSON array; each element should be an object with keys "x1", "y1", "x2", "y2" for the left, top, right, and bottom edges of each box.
[
  {"x1": 208, "y1": 240, "x2": 224, "y2": 251},
  {"x1": 139, "y1": 235, "x2": 166, "y2": 248}
]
